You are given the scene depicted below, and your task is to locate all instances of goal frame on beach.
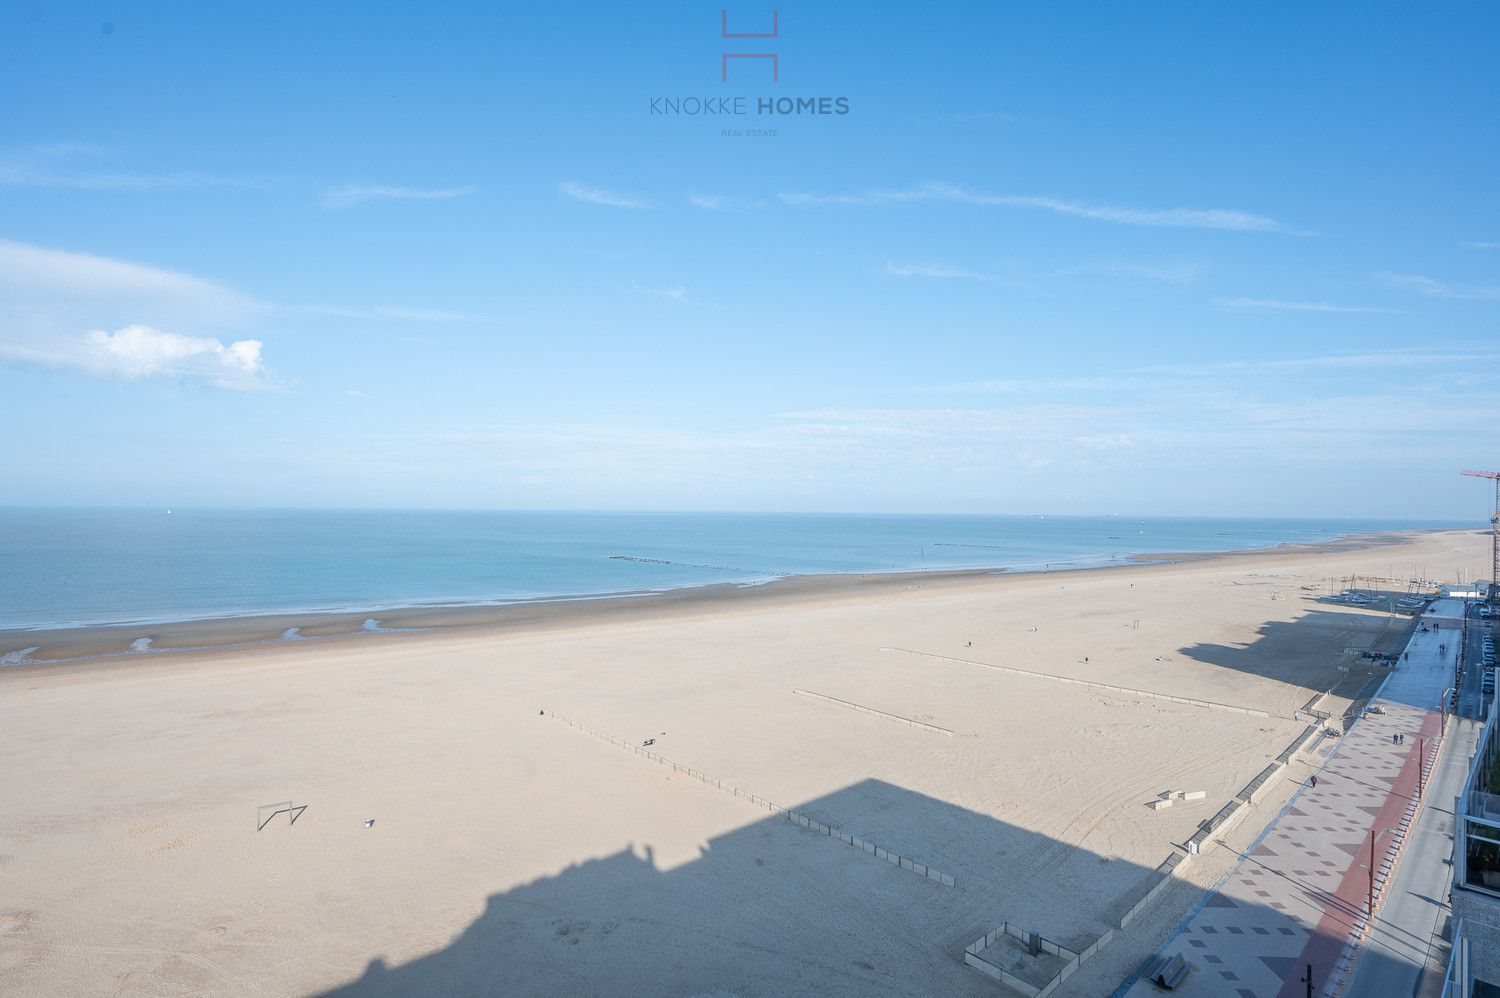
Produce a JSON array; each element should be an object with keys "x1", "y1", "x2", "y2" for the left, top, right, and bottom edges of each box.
[{"x1": 256, "y1": 801, "x2": 307, "y2": 831}]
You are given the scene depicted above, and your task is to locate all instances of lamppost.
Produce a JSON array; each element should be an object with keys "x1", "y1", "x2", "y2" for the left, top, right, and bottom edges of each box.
[
  {"x1": 1367, "y1": 826, "x2": 1399, "y2": 915},
  {"x1": 1417, "y1": 736, "x2": 1428, "y2": 800}
]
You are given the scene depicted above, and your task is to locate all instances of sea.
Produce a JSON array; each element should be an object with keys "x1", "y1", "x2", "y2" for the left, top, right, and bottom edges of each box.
[{"x1": 0, "y1": 509, "x2": 1474, "y2": 631}]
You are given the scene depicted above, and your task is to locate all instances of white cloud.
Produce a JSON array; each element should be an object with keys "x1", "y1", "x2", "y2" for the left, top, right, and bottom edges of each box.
[
  {"x1": 778, "y1": 181, "x2": 1296, "y2": 232},
  {"x1": 560, "y1": 181, "x2": 652, "y2": 209},
  {"x1": 1216, "y1": 297, "x2": 1404, "y2": 314},
  {"x1": 1462, "y1": 242, "x2": 1500, "y2": 250},
  {"x1": 1380, "y1": 273, "x2": 1500, "y2": 301},
  {"x1": 0, "y1": 324, "x2": 273, "y2": 390},
  {"x1": 0, "y1": 238, "x2": 276, "y2": 390},
  {"x1": 322, "y1": 184, "x2": 476, "y2": 209}
]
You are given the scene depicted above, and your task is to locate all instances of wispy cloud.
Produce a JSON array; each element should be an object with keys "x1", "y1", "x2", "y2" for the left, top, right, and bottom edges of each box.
[
  {"x1": 0, "y1": 324, "x2": 275, "y2": 391},
  {"x1": 627, "y1": 282, "x2": 725, "y2": 308},
  {"x1": 778, "y1": 181, "x2": 1296, "y2": 233},
  {"x1": 1139, "y1": 348, "x2": 1500, "y2": 375},
  {"x1": 560, "y1": 181, "x2": 652, "y2": 209},
  {"x1": 909, "y1": 376, "x2": 1144, "y2": 395},
  {"x1": 322, "y1": 184, "x2": 476, "y2": 210},
  {"x1": 1061, "y1": 261, "x2": 1203, "y2": 284},
  {"x1": 914, "y1": 347, "x2": 1500, "y2": 396},
  {"x1": 0, "y1": 236, "x2": 261, "y2": 324},
  {"x1": 0, "y1": 235, "x2": 466, "y2": 336},
  {"x1": 0, "y1": 143, "x2": 259, "y2": 191},
  {"x1": 1216, "y1": 297, "x2": 1404, "y2": 314},
  {"x1": 884, "y1": 262, "x2": 991, "y2": 281},
  {"x1": 939, "y1": 110, "x2": 1017, "y2": 125},
  {"x1": 686, "y1": 192, "x2": 765, "y2": 211},
  {"x1": 1380, "y1": 273, "x2": 1500, "y2": 301},
  {"x1": 634, "y1": 283, "x2": 687, "y2": 301},
  {"x1": 293, "y1": 304, "x2": 483, "y2": 323},
  {"x1": 1462, "y1": 241, "x2": 1500, "y2": 250}
]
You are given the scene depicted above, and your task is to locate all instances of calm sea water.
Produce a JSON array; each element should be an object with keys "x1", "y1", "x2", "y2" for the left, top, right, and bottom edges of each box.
[{"x1": 0, "y1": 509, "x2": 1473, "y2": 630}]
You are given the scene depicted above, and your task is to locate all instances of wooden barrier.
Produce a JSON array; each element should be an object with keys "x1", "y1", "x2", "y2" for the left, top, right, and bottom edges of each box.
[
  {"x1": 884, "y1": 647, "x2": 1282, "y2": 720},
  {"x1": 540, "y1": 709, "x2": 955, "y2": 888},
  {"x1": 791, "y1": 688, "x2": 954, "y2": 736}
]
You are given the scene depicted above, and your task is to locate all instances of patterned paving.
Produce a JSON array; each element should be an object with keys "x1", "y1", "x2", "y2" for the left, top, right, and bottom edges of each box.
[{"x1": 1122, "y1": 607, "x2": 1460, "y2": 998}]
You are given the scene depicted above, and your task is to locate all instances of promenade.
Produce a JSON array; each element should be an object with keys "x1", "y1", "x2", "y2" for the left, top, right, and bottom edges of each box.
[{"x1": 1122, "y1": 600, "x2": 1463, "y2": 998}]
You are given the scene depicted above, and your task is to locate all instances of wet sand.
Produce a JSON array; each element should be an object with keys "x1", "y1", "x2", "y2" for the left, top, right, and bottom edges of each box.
[{"x1": 0, "y1": 527, "x2": 1441, "y2": 669}]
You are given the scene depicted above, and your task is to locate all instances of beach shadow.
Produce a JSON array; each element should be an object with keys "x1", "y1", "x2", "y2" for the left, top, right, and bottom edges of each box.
[
  {"x1": 1179, "y1": 606, "x2": 1417, "y2": 699},
  {"x1": 314, "y1": 778, "x2": 1407, "y2": 997}
]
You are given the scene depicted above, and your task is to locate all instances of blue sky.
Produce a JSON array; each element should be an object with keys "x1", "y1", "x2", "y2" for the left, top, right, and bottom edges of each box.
[{"x1": 1, "y1": 2, "x2": 1497, "y2": 517}]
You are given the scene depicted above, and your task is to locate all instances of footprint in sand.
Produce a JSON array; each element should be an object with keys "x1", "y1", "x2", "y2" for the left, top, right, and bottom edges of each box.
[
  {"x1": 149, "y1": 835, "x2": 195, "y2": 854},
  {"x1": 1, "y1": 910, "x2": 37, "y2": 936}
]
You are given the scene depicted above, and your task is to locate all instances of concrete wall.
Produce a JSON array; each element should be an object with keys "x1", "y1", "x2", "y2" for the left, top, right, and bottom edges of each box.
[{"x1": 1117, "y1": 854, "x2": 1189, "y2": 930}]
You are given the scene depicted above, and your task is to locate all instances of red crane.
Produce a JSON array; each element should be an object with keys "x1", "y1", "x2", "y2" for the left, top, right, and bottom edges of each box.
[{"x1": 1462, "y1": 469, "x2": 1500, "y2": 604}]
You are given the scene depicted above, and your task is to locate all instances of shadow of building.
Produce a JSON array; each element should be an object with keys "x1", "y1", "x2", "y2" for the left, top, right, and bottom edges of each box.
[{"x1": 319, "y1": 777, "x2": 1359, "y2": 997}]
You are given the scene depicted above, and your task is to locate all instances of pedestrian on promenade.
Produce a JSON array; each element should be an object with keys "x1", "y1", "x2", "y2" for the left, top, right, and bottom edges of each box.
[
  {"x1": 1393, "y1": 733, "x2": 1399, "y2": 745},
  {"x1": 1310, "y1": 774, "x2": 1317, "y2": 789}
]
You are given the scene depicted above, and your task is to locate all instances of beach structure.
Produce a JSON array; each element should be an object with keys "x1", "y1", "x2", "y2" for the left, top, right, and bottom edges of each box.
[
  {"x1": 1461, "y1": 470, "x2": 1500, "y2": 605},
  {"x1": 1447, "y1": 688, "x2": 1500, "y2": 995}
]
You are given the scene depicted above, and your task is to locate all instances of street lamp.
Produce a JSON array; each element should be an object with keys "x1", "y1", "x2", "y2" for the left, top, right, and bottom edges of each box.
[
  {"x1": 1418, "y1": 737, "x2": 1428, "y2": 800},
  {"x1": 1366, "y1": 826, "x2": 1399, "y2": 915}
]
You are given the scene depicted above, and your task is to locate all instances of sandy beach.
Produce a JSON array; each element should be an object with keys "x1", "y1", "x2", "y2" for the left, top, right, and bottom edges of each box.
[{"x1": 0, "y1": 527, "x2": 1487, "y2": 996}]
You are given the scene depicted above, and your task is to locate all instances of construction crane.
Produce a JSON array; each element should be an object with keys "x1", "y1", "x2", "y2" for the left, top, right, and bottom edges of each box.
[{"x1": 1462, "y1": 469, "x2": 1500, "y2": 604}]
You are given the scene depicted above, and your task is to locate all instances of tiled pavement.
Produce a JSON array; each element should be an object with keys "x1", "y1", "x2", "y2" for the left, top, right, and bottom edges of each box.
[{"x1": 1122, "y1": 605, "x2": 1460, "y2": 998}]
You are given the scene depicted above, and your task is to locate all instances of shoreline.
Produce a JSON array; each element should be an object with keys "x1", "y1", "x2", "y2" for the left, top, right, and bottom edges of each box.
[
  {"x1": 2, "y1": 522, "x2": 1486, "y2": 997},
  {"x1": 0, "y1": 526, "x2": 1453, "y2": 670}
]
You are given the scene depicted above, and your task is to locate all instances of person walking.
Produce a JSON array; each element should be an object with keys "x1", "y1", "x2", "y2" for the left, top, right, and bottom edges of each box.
[{"x1": 1310, "y1": 774, "x2": 1318, "y2": 789}]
